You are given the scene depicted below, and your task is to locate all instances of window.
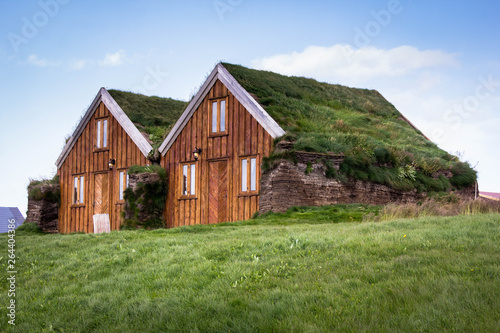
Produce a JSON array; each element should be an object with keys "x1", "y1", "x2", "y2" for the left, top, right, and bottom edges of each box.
[
  {"x1": 118, "y1": 171, "x2": 129, "y2": 201},
  {"x1": 95, "y1": 118, "x2": 108, "y2": 149},
  {"x1": 210, "y1": 98, "x2": 227, "y2": 135},
  {"x1": 181, "y1": 163, "x2": 197, "y2": 197},
  {"x1": 73, "y1": 175, "x2": 85, "y2": 204},
  {"x1": 241, "y1": 156, "x2": 258, "y2": 194}
]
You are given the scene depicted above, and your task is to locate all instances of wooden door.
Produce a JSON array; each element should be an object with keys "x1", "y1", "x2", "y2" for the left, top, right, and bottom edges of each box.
[
  {"x1": 94, "y1": 173, "x2": 109, "y2": 215},
  {"x1": 208, "y1": 160, "x2": 228, "y2": 224}
]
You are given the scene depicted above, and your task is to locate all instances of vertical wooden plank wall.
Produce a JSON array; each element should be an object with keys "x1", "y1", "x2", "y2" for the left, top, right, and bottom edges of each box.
[
  {"x1": 58, "y1": 102, "x2": 148, "y2": 233},
  {"x1": 162, "y1": 80, "x2": 274, "y2": 228}
]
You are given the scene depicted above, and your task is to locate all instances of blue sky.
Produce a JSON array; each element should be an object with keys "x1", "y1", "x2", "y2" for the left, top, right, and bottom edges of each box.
[{"x1": 1, "y1": 0, "x2": 499, "y2": 214}]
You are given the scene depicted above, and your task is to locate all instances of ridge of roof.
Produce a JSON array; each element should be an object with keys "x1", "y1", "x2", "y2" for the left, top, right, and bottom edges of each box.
[
  {"x1": 55, "y1": 88, "x2": 153, "y2": 169},
  {"x1": 158, "y1": 63, "x2": 285, "y2": 155}
]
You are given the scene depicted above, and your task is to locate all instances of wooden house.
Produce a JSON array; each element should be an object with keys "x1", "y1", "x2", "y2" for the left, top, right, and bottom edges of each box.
[
  {"x1": 159, "y1": 63, "x2": 285, "y2": 227},
  {"x1": 54, "y1": 64, "x2": 286, "y2": 232},
  {"x1": 53, "y1": 62, "x2": 470, "y2": 233},
  {"x1": 54, "y1": 88, "x2": 188, "y2": 233}
]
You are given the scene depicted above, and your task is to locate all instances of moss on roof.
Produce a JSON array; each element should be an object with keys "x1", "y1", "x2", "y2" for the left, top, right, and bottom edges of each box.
[
  {"x1": 222, "y1": 63, "x2": 476, "y2": 193},
  {"x1": 108, "y1": 89, "x2": 188, "y2": 143}
]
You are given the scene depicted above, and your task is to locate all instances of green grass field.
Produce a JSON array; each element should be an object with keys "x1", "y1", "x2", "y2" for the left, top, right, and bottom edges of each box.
[{"x1": 1, "y1": 208, "x2": 498, "y2": 332}]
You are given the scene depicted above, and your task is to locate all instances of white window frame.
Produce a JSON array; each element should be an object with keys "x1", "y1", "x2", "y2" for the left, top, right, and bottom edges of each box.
[
  {"x1": 240, "y1": 156, "x2": 258, "y2": 195},
  {"x1": 95, "y1": 118, "x2": 109, "y2": 149},
  {"x1": 73, "y1": 175, "x2": 85, "y2": 205},
  {"x1": 210, "y1": 97, "x2": 228, "y2": 136},
  {"x1": 181, "y1": 163, "x2": 197, "y2": 198},
  {"x1": 118, "y1": 170, "x2": 129, "y2": 201}
]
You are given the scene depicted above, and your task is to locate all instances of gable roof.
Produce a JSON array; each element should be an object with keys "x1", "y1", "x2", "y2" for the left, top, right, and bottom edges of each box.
[
  {"x1": 0, "y1": 207, "x2": 24, "y2": 233},
  {"x1": 159, "y1": 63, "x2": 285, "y2": 155},
  {"x1": 55, "y1": 88, "x2": 153, "y2": 169}
]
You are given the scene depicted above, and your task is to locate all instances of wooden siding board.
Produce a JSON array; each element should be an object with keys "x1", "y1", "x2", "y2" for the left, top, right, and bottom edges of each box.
[
  {"x1": 201, "y1": 100, "x2": 208, "y2": 225},
  {"x1": 84, "y1": 122, "x2": 89, "y2": 231},
  {"x1": 251, "y1": 117, "x2": 257, "y2": 154},
  {"x1": 228, "y1": 95, "x2": 234, "y2": 221},
  {"x1": 245, "y1": 111, "x2": 251, "y2": 155},
  {"x1": 174, "y1": 145, "x2": 180, "y2": 228},
  {"x1": 195, "y1": 110, "x2": 202, "y2": 225}
]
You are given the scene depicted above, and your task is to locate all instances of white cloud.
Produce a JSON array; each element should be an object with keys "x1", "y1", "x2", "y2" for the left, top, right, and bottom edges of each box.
[
  {"x1": 27, "y1": 54, "x2": 60, "y2": 67},
  {"x1": 25, "y1": 50, "x2": 129, "y2": 70},
  {"x1": 98, "y1": 50, "x2": 127, "y2": 67},
  {"x1": 69, "y1": 59, "x2": 93, "y2": 70},
  {"x1": 252, "y1": 44, "x2": 459, "y2": 85}
]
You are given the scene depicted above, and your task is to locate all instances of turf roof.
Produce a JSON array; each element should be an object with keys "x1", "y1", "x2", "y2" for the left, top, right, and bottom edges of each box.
[
  {"x1": 222, "y1": 63, "x2": 476, "y2": 192},
  {"x1": 107, "y1": 65, "x2": 476, "y2": 193},
  {"x1": 108, "y1": 89, "x2": 188, "y2": 143},
  {"x1": 222, "y1": 62, "x2": 429, "y2": 154}
]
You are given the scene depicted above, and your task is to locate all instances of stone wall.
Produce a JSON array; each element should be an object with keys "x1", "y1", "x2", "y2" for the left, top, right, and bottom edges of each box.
[
  {"x1": 128, "y1": 172, "x2": 161, "y2": 192},
  {"x1": 260, "y1": 159, "x2": 425, "y2": 213},
  {"x1": 26, "y1": 184, "x2": 60, "y2": 233}
]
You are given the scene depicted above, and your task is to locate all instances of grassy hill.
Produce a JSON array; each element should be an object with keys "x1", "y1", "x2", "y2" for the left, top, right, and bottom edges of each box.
[
  {"x1": 2, "y1": 208, "x2": 498, "y2": 332},
  {"x1": 223, "y1": 63, "x2": 477, "y2": 193}
]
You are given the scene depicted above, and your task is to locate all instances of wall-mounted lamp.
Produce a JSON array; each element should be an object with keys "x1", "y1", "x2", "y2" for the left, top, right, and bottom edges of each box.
[
  {"x1": 108, "y1": 158, "x2": 116, "y2": 170},
  {"x1": 192, "y1": 148, "x2": 202, "y2": 161}
]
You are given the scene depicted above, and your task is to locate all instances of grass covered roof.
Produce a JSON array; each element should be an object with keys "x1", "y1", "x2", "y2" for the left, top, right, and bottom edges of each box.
[
  {"x1": 108, "y1": 89, "x2": 188, "y2": 143},
  {"x1": 222, "y1": 63, "x2": 476, "y2": 193}
]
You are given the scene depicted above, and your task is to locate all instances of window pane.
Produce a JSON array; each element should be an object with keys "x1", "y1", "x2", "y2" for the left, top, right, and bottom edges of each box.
[
  {"x1": 96, "y1": 120, "x2": 101, "y2": 148},
  {"x1": 119, "y1": 171, "x2": 124, "y2": 200},
  {"x1": 183, "y1": 165, "x2": 188, "y2": 195},
  {"x1": 126, "y1": 173, "x2": 129, "y2": 188},
  {"x1": 212, "y1": 101, "x2": 218, "y2": 133},
  {"x1": 103, "y1": 119, "x2": 108, "y2": 147},
  {"x1": 220, "y1": 100, "x2": 226, "y2": 132},
  {"x1": 241, "y1": 159, "x2": 247, "y2": 192},
  {"x1": 190, "y1": 164, "x2": 196, "y2": 195},
  {"x1": 250, "y1": 158, "x2": 257, "y2": 191},
  {"x1": 80, "y1": 176, "x2": 84, "y2": 204},
  {"x1": 73, "y1": 177, "x2": 78, "y2": 204}
]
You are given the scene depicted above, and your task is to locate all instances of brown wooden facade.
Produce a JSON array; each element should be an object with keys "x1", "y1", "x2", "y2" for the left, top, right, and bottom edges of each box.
[
  {"x1": 162, "y1": 79, "x2": 274, "y2": 228},
  {"x1": 57, "y1": 102, "x2": 148, "y2": 233}
]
